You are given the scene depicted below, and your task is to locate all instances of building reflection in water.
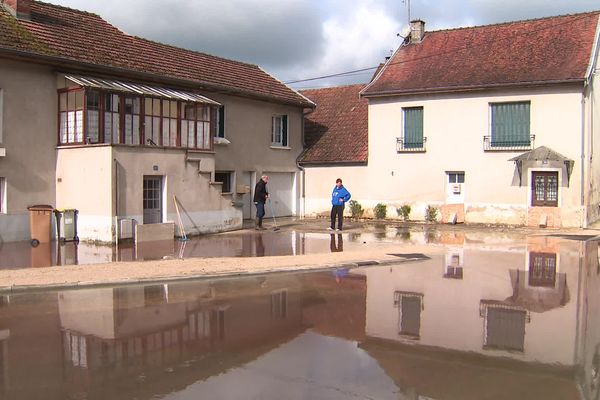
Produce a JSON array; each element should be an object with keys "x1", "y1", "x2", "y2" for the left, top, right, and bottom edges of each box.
[{"x1": 0, "y1": 235, "x2": 599, "y2": 399}]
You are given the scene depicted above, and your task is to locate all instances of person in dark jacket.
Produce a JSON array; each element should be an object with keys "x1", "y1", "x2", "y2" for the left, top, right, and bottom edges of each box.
[
  {"x1": 253, "y1": 175, "x2": 269, "y2": 230},
  {"x1": 329, "y1": 178, "x2": 351, "y2": 231}
]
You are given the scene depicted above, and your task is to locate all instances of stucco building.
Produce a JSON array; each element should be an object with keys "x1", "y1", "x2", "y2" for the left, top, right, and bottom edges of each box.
[
  {"x1": 302, "y1": 12, "x2": 600, "y2": 228},
  {"x1": 0, "y1": 0, "x2": 313, "y2": 243}
]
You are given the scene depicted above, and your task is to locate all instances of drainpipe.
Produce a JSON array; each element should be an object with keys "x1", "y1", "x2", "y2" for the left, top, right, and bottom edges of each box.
[
  {"x1": 296, "y1": 107, "x2": 315, "y2": 219},
  {"x1": 113, "y1": 157, "x2": 119, "y2": 243},
  {"x1": 581, "y1": 91, "x2": 586, "y2": 228}
]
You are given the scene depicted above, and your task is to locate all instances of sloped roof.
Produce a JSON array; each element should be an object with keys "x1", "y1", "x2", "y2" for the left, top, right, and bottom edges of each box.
[
  {"x1": 0, "y1": 1, "x2": 313, "y2": 107},
  {"x1": 363, "y1": 11, "x2": 600, "y2": 97},
  {"x1": 299, "y1": 84, "x2": 368, "y2": 164}
]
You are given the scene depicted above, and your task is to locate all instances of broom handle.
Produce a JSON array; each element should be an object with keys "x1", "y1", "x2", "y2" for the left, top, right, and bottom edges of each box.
[{"x1": 173, "y1": 195, "x2": 187, "y2": 238}]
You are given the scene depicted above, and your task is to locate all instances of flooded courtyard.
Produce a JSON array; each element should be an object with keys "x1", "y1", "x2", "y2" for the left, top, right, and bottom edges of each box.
[{"x1": 0, "y1": 226, "x2": 598, "y2": 399}]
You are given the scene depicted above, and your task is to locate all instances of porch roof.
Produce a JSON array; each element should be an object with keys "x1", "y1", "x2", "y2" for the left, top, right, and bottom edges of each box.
[
  {"x1": 508, "y1": 146, "x2": 573, "y2": 163},
  {"x1": 64, "y1": 74, "x2": 221, "y2": 105}
]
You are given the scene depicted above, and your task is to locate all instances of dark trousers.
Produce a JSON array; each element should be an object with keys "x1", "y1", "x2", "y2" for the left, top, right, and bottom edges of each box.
[
  {"x1": 255, "y1": 202, "x2": 265, "y2": 225},
  {"x1": 330, "y1": 205, "x2": 344, "y2": 229}
]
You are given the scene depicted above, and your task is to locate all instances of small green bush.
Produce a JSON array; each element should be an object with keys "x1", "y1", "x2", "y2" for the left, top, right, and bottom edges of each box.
[
  {"x1": 374, "y1": 203, "x2": 387, "y2": 219},
  {"x1": 348, "y1": 200, "x2": 364, "y2": 218},
  {"x1": 425, "y1": 205, "x2": 438, "y2": 222},
  {"x1": 396, "y1": 204, "x2": 411, "y2": 221}
]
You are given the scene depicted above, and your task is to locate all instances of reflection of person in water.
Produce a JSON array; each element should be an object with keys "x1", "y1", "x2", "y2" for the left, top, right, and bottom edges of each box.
[
  {"x1": 255, "y1": 233, "x2": 265, "y2": 257},
  {"x1": 332, "y1": 268, "x2": 349, "y2": 284},
  {"x1": 330, "y1": 233, "x2": 343, "y2": 253}
]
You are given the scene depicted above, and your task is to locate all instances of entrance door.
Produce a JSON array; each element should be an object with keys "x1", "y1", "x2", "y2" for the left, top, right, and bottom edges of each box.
[
  {"x1": 264, "y1": 172, "x2": 294, "y2": 217},
  {"x1": 446, "y1": 172, "x2": 465, "y2": 204},
  {"x1": 143, "y1": 176, "x2": 163, "y2": 224}
]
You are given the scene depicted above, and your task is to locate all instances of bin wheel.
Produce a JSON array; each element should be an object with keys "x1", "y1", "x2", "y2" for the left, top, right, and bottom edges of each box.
[{"x1": 30, "y1": 239, "x2": 40, "y2": 247}]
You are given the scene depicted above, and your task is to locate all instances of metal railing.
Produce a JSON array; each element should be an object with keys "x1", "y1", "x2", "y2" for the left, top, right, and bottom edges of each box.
[
  {"x1": 396, "y1": 137, "x2": 427, "y2": 152},
  {"x1": 483, "y1": 135, "x2": 535, "y2": 151}
]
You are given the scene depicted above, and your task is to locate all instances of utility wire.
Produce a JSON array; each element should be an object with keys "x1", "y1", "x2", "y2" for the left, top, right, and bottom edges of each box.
[{"x1": 283, "y1": 13, "x2": 596, "y2": 85}]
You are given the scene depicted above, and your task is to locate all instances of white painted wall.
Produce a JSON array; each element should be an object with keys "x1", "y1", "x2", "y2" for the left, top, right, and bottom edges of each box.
[{"x1": 304, "y1": 86, "x2": 590, "y2": 226}]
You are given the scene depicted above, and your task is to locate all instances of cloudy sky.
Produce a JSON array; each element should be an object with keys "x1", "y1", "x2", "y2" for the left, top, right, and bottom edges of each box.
[{"x1": 44, "y1": 0, "x2": 599, "y2": 89}]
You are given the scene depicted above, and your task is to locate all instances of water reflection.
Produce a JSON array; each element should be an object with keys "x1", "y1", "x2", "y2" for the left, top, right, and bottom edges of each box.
[{"x1": 0, "y1": 237, "x2": 599, "y2": 399}]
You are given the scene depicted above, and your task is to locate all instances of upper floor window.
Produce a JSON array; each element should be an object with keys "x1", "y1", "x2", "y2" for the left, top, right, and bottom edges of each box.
[
  {"x1": 397, "y1": 107, "x2": 425, "y2": 152},
  {"x1": 271, "y1": 115, "x2": 288, "y2": 147},
  {"x1": 59, "y1": 89, "x2": 84, "y2": 144},
  {"x1": 487, "y1": 101, "x2": 532, "y2": 150},
  {"x1": 215, "y1": 105, "x2": 225, "y2": 138},
  {"x1": 59, "y1": 89, "x2": 215, "y2": 150}
]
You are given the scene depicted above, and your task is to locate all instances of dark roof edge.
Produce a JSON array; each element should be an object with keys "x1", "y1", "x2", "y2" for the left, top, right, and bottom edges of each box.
[
  {"x1": 0, "y1": 47, "x2": 313, "y2": 108},
  {"x1": 361, "y1": 79, "x2": 586, "y2": 98},
  {"x1": 299, "y1": 160, "x2": 368, "y2": 167}
]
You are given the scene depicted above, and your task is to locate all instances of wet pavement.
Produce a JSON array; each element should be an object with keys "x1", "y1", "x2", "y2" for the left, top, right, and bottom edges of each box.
[{"x1": 0, "y1": 231, "x2": 598, "y2": 399}]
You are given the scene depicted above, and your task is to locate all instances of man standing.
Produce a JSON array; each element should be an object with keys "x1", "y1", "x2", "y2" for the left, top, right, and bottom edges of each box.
[
  {"x1": 329, "y1": 178, "x2": 351, "y2": 231},
  {"x1": 253, "y1": 175, "x2": 269, "y2": 230}
]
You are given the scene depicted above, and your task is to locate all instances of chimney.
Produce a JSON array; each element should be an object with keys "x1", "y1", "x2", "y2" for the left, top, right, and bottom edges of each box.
[
  {"x1": 409, "y1": 19, "x2": 425, "y2": 43},
  {"x1": 1, "y1": 0, "x2": 31, "y2": 20}
]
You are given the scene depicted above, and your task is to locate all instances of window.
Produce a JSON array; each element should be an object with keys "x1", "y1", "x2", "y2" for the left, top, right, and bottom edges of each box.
[
  {"x1": 85, "y1": 90, "x2": 100, "y2": 143},
  {"x1": 215, "y1": 105, "x2": 225, "y2": 138},
  {"x1": 482, "y1": 305, "x2": 527, "y2": 352},
  {"x1": 162, "y1": 99, "x2": 178, "y2": 147},
  {"x1": 144, "y1": 284, "x2": 167, "y2": 306},
  {"x1": 394, "y1": 291, "x2": 423, "y2": 339},
  {"x1": 402, "y1": 107, "x2": 424, "y2": 149},
  {"x1": 104, "y1": 93, "x2": 120, "y2": 144},
  {"x1": 0, "y1": 177, "x2": 4, "y2": 213},
  {"x1": 59, "y1": 89, "x2": 216, "y2": 150},
  {"x1": 271, "y1": 115, "x2": 288, "y2": 147},
  {"x1": 448, "y1": 172, "x2": 464, "y2": 184},
  {"x1": 532, "y1": 171, "x2": 558, "y2": 207},
  {"x1": 529, "y1": 252, "x2": 556, "y2": 287},
  {"x1": 181, "y1": 103, "x2": 212, "y2": 149},
  {"x1": 59, "y1": 89, "x2": 84, "y2": 144},
  {"x1": 123, "y1": 97, "x2": 141, "y2": 145},
  {"x1": 489, "y1": 102, "x2": 531, "y2": 149},
  {"x1": 214, "y1": 172, "x2": 232, "y2": 193}
]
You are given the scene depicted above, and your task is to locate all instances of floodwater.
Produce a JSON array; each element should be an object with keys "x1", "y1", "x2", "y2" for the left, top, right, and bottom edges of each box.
[
  {"x1": 0, "y1": 232, "x2": 599, "y2": 399},
  {"x1": 0, "y1": 223, "x2": 508, "y2": 269}
]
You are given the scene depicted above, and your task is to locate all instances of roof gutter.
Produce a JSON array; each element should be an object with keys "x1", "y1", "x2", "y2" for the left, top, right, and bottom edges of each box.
[
  {"x1": 0, "y1": 46, "x2": 314, "y2": 108},
  {"x1": 361, "y1": 79, "x2": 586, "y2": 98}
]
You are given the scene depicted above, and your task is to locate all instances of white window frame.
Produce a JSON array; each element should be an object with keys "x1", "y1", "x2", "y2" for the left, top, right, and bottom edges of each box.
[{"x1": 271, "y1": 114, "x2": 288, "y2": 147}]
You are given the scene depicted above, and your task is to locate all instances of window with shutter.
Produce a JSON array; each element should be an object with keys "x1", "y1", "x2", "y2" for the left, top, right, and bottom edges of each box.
[{"x1": 490, "y1": 102, "x2": 530, "y2": 147}]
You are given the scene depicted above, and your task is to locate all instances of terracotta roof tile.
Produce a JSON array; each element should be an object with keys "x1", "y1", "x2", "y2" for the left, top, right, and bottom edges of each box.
[
  {"x1": 363, "y1": 11, "x2": 600, "y2": 96},
  {"x1": 300, "y1": 84, "x2": 368, "y2": 164},
  {"x1": 0, "y1": 1, "x2": 312, "y2": 106}
]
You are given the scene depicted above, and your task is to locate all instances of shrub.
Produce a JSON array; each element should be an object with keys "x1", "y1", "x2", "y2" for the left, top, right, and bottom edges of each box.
[
  {"x1": 425, "y1": 205, "x2": 438, "y2": 222},
  {"x1": 396, "y1": 204, "x2": 411, "y2": 221},
  {"x1": 374, "y1": 203, "x2": 387, "y2": 219},
  {"x1": 348, "y1": 200, "x2": 364, "y2": 218}
]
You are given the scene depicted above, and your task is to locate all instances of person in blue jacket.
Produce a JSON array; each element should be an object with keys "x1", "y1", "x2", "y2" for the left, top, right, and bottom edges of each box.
[{"x1": 329, "y1": 178, "x2": 351, "y2": 231}]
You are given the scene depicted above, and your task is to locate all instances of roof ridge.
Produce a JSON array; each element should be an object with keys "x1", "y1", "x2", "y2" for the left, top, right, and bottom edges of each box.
[
  {"x1": 300, "y1": 83, "x2": 366, "y2": 93},
  {"x1": 427, "y1": 9, "x2": 600, "y2": 35},
  {"x1": 33, "y1": 0, "x2": 101, "y2": 18}
]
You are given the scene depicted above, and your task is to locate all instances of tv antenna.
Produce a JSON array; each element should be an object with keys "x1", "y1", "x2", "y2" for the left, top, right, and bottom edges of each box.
[{"x1": 402, "y1": 0, "x2": 411, "y2": 23}]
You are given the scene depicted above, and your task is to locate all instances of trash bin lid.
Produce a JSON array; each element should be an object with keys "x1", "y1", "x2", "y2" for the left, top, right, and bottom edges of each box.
[{"x1": 27, "y1": 205, "x2": 54, "y2": 211}]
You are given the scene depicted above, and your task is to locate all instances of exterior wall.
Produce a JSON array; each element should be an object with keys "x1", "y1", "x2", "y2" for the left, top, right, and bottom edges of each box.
[
  {"x1": 303, "y1": 165, "x2": 368, "y2": 217},
  {"x1": 587, "y1": 35, "x2": 600, "y2": 225},
  {"x1": 364, "y1": 238, "x2": 582, "y2": 365},
  {"x1": 0, "y1": 60, "x2": 57, "y2": 241},
  {"x1": 209, "y1": 92, "x2": 304, "y2": 217},
  {"x1": 363, "y1": 86, "x2": 585, "y2": 226}
]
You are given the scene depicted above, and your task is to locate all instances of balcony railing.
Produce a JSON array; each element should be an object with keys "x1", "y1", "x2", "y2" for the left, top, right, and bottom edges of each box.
[
  {"x1": 396, "y1": 137, "x2": 427, "y2": 153},
  {"x1": 483, "y1": 135, "x2": 535, "y2": 151}
]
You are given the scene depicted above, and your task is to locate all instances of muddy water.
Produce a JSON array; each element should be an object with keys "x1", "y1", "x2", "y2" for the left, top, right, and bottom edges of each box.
[{"x1": 0, "y1": 235, "x2": 598, "y2": 399}]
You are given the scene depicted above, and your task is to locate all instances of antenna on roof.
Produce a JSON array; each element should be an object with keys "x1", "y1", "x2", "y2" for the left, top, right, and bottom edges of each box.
[{"x1": 402, "y1": 0, "x2": 411, "y2": 24}]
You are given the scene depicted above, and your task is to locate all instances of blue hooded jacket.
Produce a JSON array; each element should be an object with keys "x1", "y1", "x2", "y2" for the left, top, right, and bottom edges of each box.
[{"x1": 331, "y1": 185, "x2": 351, "y2": 206}]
